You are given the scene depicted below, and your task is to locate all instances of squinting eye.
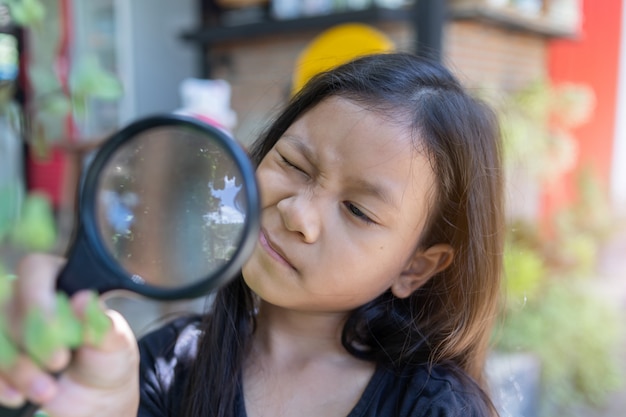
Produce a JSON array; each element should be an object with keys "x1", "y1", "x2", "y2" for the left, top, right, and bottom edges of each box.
[
  {"x1": 344, "y1": 202, "x2": 375, "y2": 224},
  {"x1": 280, "y1": 155, "x2": 308, "y2": 176}
]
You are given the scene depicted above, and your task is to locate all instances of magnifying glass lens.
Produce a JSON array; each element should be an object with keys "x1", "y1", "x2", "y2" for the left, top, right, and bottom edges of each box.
[{"x1": 95, "y1": 125, "x2": 247, "y2": 289}]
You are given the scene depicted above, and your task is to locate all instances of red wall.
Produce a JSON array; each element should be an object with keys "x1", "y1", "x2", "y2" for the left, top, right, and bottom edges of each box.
[{"x1": 543, "y1": 0, "x2": 623, "y2": 219}]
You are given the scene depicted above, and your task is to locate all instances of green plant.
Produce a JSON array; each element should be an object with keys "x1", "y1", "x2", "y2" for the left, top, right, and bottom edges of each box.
[
  {"x1": 1, "y1": 0, "x2": 44, "y2": 27},
  {"x1": 0, "y1": 271, "x2": 112, "y2": 368},
  {"x1": 502, "y1": 232, "x2": 545, "y2": 309},
  {"x1": 498, "y1": 78, "x2": 595, "y2": 185},
  {"x1": 2, "y1": 0, "x2": 123, "y2": 155},
  {"x1": 8, "y1": 191, "x2": 57, "y2": 251},
  {"x1": 0, "y1": 175, "x2": 22, "y2": 241},
  {"x1": 0, "y1": 188, "x2": 57, "y2": 258}
]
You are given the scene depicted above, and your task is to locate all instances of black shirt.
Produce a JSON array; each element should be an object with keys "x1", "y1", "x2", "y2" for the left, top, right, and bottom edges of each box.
[{"x1": 138, "y1": 316, "x2": 489, "y2": 417}]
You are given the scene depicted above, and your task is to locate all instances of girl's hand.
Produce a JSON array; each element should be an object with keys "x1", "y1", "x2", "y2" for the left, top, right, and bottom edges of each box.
[{"x1": 0, "y1": 253, "x2": 140, "y2": 417}]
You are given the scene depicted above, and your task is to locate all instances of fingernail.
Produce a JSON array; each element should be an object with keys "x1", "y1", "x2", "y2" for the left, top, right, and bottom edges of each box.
[
  {"x1": 0, "y1": 384, "x2": 25, "y2": 407},
  {"x1": 29, "y1": 377, "x2": 55, "y2": 403},
  {"x1": 47, "y1": 349, "x2": 69, "y2": 372}
]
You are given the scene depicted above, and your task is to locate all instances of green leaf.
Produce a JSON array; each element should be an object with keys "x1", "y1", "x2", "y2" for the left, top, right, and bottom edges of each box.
[
  {"x1": 70, "y1": 55, "x2": 123, "y2": 101},
  {"x1": 23, "y1": 305, "x2": 62, "y2": 364},
  {"x1": 53, "y1": 293, "x2": 83, "y2": 349},
  {"x1": 0, "y1": 272, "x2": 16, "y2": 304},
  {"x1": 27, "y1": 66, "x2": 62, "y2": 95},
  {"x1": 0, "y1": 182, "x2": 23, "y2": 242},
  {"x1": 40, "y1": 92, "x2": 72, "y2": 117},
  {"x1": 89, "y1": 75, "x2": 124, "y2": 100},
  {"x1": 83, "y1": 293, "x2": 110, "y2": 346},
  {"x1": 0, "y1": 326, "x2": 19, "y2": 368},
  {"x1": 7, "y1": 0, "x2": 46, "y2": 27},
  {"x1": 9, "y1": 192, "x2": 57, "y2": 251},
  {"x1": 0, "y1": 272, "x2": 18, "y2": 367},
  {"x1": 70, "y1": 93, "x2": 87, "y2": 117},
  {"x1": 503, "y1": 243, "x2": 545, "y2": 308}
]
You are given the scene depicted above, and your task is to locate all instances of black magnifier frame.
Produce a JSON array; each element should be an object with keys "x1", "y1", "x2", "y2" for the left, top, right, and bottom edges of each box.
[{"x1": 57, "y1": 113, "x2": 261, "y2": 301}]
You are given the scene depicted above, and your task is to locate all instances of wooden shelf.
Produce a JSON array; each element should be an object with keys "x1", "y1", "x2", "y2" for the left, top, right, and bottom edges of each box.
[
  {"x1": 180, "y1": 6, "x2": 412, "y2": 45},
  {"x1": 449, "y1": 4, "x2": 579, "y2": 38}
]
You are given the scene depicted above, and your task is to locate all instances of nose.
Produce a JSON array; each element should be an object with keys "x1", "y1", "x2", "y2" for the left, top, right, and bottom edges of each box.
[{"x1": 276, "y1": 194, "x2": 321, "y2": 243}]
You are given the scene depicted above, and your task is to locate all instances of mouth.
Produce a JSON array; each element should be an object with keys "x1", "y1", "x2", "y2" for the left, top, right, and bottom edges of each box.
[{"x1": 259, "y1": 229, "x2": 296, "y2": 270}]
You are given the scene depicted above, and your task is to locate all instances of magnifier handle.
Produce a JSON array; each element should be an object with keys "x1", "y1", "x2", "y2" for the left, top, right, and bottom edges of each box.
[{"x1": 56, "y1": 232, "x2": 120, "y2": 296}]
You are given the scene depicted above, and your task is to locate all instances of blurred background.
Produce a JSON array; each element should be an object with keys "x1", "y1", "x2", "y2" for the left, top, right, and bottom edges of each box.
[{"x1": 0, "y1": 0, "x2": 625, "y2": 416}]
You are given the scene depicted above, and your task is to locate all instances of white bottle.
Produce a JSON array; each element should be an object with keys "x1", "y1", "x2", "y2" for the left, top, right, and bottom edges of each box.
[{"x1": 270, "y1": 0, "x2": 301, "y2": 20}]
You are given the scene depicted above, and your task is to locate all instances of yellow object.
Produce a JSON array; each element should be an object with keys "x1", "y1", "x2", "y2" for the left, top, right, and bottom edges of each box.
[{"x1": 291, "y1": 23, "x2": 395, "y2": 95}]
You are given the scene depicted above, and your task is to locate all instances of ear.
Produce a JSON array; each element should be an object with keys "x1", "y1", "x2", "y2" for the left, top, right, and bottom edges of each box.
[{"x1": 391, "y1": 244, "x2": 454, "y2": 299}]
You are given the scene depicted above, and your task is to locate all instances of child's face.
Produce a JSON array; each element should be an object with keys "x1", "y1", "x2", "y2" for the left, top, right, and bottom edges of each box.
[{"x1": 242, "y1": 97, "x2": 437, "y2": 313}]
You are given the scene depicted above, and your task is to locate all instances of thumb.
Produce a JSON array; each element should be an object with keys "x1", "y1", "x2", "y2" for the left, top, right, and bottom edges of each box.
[{"x1": 66, "y1": 292, "x2": 139, "y2": 390}]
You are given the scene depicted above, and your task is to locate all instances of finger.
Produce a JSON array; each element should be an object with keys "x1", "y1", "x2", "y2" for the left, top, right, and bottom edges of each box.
[
  {"x1": 41, "y1": 349, "x2": 71, "y2": 375},
  {"x1": 0, "y1": 354, "x2": 58, "y2": 405},
  {"x1": 74, "y1": 292, "x2": 113, "y2": 349},
  {"x1": 14, "y1": 254, "x2": 65, "y2": 317},
  {"x1": 41, "y1": 304, "x2": 140, "y2": 417},
  {"x1": 9, "y1": 255, "x2": 71, "y2": 372},
  {"x1": 70, "y1": 291, "x2": 135, "y2": 353},
  {"x1": 10, "y1": 254, "x2": 65, "y2": 341},
  {"x1": 68, "y1": 291, "x2": 111, "y2": 348},
  {"x1": 68, "y1": 293, "x2": 139, "y2": 389},
  {"x1": 0, "y1": 377, "x2": 24, "y2": 408},
  {"x1": 0, "y1": 323, "x2": 19, "y2": 369}
]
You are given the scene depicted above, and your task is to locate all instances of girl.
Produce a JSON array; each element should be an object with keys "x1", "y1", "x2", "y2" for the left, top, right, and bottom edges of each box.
[{"x1": 0, "y1": 52, "x2": 504, "y2": 417}]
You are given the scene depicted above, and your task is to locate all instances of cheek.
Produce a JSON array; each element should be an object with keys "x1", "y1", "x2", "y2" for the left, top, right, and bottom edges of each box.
[
  {"x1": 256, "y1": 160, "x2": 281, "y2": 198},
  {"x1": 328, "y1": 240, "x2": 407, "y2": 285},
  {"x1": 241, "y1": 259, "x2": 255, "y2": 289},
  {"x1": 256, "y1": 167, "x2": 280, "y2": 206},
  {"x1": 256, "y1": 164, "x2": 291, "y2": 207},
  {"x1": 241, "y1": 247, "x2": 266, "y2": 295}
]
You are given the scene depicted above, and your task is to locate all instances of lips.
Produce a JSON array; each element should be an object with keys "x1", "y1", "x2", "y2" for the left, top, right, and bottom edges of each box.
[{"x1": 259, "y1": 228, "x2": 295, "y2": 269}]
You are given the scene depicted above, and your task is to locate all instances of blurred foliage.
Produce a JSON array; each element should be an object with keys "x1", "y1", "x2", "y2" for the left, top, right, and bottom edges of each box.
[
  {"x1": 495, "y1": 193, "x2": 625, "y2": 415},
  {"x1": 0, "y1": 175, "x2": 22, "y2": 241},
  {"x1": 498, "y1": 78, "x2": 595, "y2": 184},
  {"x1": 1, "y1": 0, "x2": 45, "y2": 28},
  {"x1": 7, "y1": 191, "x2": 57, "y2": 251},
  {"x1": 1, "y1": 0, "x2": 123, "y2": 157},
  {"x1": 0, "y1": 269, "x2": 18, "y2": 367},
  {"x1": 501, "y1": 234, "x2": 545, "y2": 309},
  {"x1": 492, "y1": 79, "x2": 625, "y2": 416},
  {"x1": 0, "y1": 277, "x2": 112, "y2": 370},
  {"x1": 496, "y1": 277, "x2": 624, "y2": 415}
]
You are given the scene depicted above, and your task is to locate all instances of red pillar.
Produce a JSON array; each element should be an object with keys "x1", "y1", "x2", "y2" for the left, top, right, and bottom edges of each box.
[
  {"x1": 25, "y1": 0, "x2": 75, "y2": 210},
  {"x1": 543, "y1": 0, "x2": 623, "y2": 220}
]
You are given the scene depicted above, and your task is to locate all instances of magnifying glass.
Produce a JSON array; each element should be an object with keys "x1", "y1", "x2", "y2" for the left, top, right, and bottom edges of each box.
[
  {"x1": 59, "y1": 113, "x2": 260, "y2": 299},
  {"x1": 1, "y1": 113, "x2": 260, "y2": 417}
]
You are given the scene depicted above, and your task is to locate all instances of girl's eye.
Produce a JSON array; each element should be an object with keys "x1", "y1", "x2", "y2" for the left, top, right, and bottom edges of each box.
[
  {"x1": 344, "y1": 202, "x2": 375, "y2": 225},
  {"x1": 280, "y1": 155, "x2": 308, "y2": 176}
]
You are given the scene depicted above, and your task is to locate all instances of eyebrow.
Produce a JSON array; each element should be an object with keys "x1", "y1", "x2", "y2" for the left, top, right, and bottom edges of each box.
[
  {"x1": 281, "y1": 135, "x2": 398, "y2": 209},
  {"x1": 350, "y1": 178, "x2": 399, "y2": 210},
  {"x1": 282, "y1": 135, "x2": 319, "y2": 165}
]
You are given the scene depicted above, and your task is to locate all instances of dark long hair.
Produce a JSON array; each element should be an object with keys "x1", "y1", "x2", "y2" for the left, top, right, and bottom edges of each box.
[{"x1": 181, "y1": 52, "x2": 504, "y2": 417}]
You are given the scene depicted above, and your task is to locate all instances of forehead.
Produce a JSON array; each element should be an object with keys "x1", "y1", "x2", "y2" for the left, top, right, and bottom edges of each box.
[
  {"x1": 286, "y1": 96, "x2": 419, "y2": 166},
  {"x1": 285, "y1": 96, "x2": 416, "y2": 153}
]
